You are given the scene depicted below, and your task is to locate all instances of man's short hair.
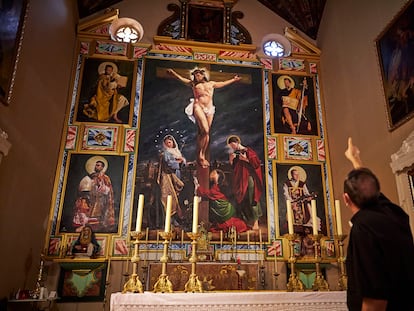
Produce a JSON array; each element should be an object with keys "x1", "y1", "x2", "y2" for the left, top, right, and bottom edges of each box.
[
  {"x1": 96, "y1": 160, "x2": 105, "y2": 167},
  {"x1": 343, "y1": 168, "x2": 380, "y2": 209}
]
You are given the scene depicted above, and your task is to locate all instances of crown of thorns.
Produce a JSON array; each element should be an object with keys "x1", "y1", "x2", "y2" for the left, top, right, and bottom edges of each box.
[{"x1": 191, "y1": 68, "x2": 205, "y2": 75}]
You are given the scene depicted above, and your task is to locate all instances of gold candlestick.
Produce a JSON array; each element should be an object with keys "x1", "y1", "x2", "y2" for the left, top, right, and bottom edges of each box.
[
  {"x1": 32, "y1": 253, "x2": 45, "y2": 299},
  {"x1": 285, "y1": 233, "x2": 305, "y2": 291},
  {"x1": 153, "y1": 231, "x2": 174, "y2": 293},
  {"x1": 228, "y1": 226, "x2": 237, "y2": 262},
  {"x1": 311, "y1": 234, "x2": 329, "y2": 291},
  {"x1": 122, "y1": 231, "x2": 145, "y2": 293},
  {"x1": 273, "y1": 253, "x2": 280, "y2": 290},
  {"x1": 335, "y1": 234, "x2": 348, "y2": 290},
  {"x1": 184, "y1": 232, "x2": 203, "y2": 292}
]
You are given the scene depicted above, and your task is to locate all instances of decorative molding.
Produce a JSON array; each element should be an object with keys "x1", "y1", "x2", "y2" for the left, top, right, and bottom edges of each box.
[
  {"x1": 284, "y1": 27, "x2": 321, "y2": 57},
  {"x1": 390, "y1": 130, "x2": 414, "y2": 173},
  {"x1": 77, "y1": 8, "x2": 119, "y2": 39},
  {"x1": 390, "y1": 130, "x2": 414, "y2": 223},
  {"x1": 153, "y1": 36, "x2": 256, "y2": 53}
]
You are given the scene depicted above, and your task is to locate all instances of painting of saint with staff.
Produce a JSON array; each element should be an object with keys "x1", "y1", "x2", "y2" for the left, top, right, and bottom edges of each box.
[{"x1": 271, "y1": 74, "x2": 318, "y2": 136}]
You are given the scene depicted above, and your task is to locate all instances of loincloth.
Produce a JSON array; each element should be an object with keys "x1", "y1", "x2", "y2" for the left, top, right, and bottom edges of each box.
[{"x1": 185, "y1": 98, "x2": 215, "y2": 123}]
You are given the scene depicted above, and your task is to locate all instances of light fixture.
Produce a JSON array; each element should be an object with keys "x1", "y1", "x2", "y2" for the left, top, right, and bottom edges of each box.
[
  {"x1": 261, "y1": 33, "x2": 291, "y2": 58},
  {"x1": 109, "y1": 17, "x2": 144, "y2": 43}
]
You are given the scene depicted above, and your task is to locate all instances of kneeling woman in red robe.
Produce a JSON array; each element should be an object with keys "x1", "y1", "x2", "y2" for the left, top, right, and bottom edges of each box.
[{"x1": 196, "y1": 169, "x2": 248, "y2": 233}]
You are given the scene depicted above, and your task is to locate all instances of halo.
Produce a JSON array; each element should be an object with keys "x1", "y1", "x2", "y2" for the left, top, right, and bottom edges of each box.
[
  {"x1": 277, "y1": 75, "x2": 295, "y2": 90},
  {"x1": 85, "y1": 156, "x2": 108, "y2": 174},
  {"x1": 226, "y1": 135, "x2": 241, "y2": 145},
  {"x1": 287, "y1": 165, "x2": 307, "y2": 182},
  {"x1": 98, "y1": 62, "x2": 118, "y2": 75}
]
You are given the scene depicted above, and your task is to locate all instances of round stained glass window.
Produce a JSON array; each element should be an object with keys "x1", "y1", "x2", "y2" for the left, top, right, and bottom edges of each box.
[{"x1": 263, "y1": 40, "x2": 285, "y2": 57}]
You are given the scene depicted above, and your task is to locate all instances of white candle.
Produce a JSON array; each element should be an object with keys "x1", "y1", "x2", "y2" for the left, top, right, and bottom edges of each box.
[
  {"x1": 145, "y1": 227, "x2": 149, "y2": 243},
  {"x1": 181, "y1": 229, "x2": 184, "y2": 247},
  {"x1": 164, "y1": 195, "x2": 172, "y2": 232},
  {"x1": 247, "y1": 230, "x2": 250, "y2": 248},
  {"x1": 220, "y1": 230, "x2": 223, "y2": 248},
  {"x1": 259, "y1": 229, "x2": 262, "y2": 244},
  {"x1": 192, "y1": 196, "x2": 199, "y2": 233},
  {"x1": 286, "y1": 200, "x2": 294, "y2": 234},
  {"x1": 274, "y1": 253, "x2": 278, "y2": 272},
  {"x1": 259, "y1": 229, "x2": 263, "y2": 248},
  {"x1": 311, "y1": 199, "x2": 318, "y2": 235},
  {"x1": 234, "y1": 227, "x2": 237, "y2": 245},
  {"x1": 135, "y1": 194, "x2": 144, "y2": 232},
  {"x1": 335, "y1": 200, "x2": 343, "y2": 235}
]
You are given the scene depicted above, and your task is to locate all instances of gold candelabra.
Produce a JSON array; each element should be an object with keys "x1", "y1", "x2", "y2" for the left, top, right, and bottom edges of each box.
[
  {"x1": 285, "y1": 233, "x2": 305, "y2": 291},
  {"x1": 228, "y1": 226, "x2": 237, "y2": 262},
  {"x1": 122, "y1": 231, "x2": 145, "y2": 293},
  {"x1": 153, "y1": 231, "x2": 174, "y2": 293},
  {"x1": 184, "y1": 232, "x2": 203, "y2": 292},
  {"x1": 335, "y1": 234, "x2": 348, "y2": 290},
  {"x1": 32, "y1": 253, "x2": 45, "y2": 299},
  {"x1": 311, "y1": 234, "x2": 329, "y2": 291}
]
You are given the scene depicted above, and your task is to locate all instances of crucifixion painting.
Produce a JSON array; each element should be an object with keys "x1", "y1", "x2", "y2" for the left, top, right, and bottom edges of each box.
[{"x1": 133, "y1": 58, "x2": 267, "y2": 241}]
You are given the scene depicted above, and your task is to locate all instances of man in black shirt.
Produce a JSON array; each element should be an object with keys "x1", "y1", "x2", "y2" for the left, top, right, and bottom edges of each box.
[{"x1": 344, "y1": 137, "x2": 414, "y2": 311}]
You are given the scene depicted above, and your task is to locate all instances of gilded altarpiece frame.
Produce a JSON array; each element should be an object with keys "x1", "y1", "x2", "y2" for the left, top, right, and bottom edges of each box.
[
  {"x1": 263, "y1": 29, "x2": 338, "y2": 265},
  {"x1": 45, "y1": 11, "x2": 337, "y2": 273}
]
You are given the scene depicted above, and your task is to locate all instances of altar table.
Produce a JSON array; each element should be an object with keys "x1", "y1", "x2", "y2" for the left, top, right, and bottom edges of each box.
[{"x1": 111, "y1": 291, "x2": 347, "y2": 311}]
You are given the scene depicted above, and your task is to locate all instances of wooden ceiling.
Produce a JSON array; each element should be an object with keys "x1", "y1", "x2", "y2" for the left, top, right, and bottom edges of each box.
[{"x1": 257, "y1": 0, "x2": 327, "y2": 40}]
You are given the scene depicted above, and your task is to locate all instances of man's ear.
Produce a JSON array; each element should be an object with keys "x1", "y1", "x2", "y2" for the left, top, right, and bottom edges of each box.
[{"x1": 343, "y1": 193, "x2": 351, "y2": 206}]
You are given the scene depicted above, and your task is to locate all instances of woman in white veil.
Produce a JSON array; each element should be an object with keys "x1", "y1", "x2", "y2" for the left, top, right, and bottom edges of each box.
[{"x1": 157, "y1": 134, "x2": 186, "y2": 222}]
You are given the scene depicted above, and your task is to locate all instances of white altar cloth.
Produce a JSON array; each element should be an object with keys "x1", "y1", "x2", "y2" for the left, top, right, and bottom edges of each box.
[{"x1": 111, "y1": 291, "x2": 347, "y2": 311}]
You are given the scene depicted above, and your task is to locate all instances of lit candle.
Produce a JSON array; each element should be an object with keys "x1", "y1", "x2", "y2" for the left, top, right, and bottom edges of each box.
[
  {"x1": 286, "y1": 200, "x2": 294, "y2": 234},
  {"x1": 192, "y1": 196, "x2": 199, "y2": 233},
  {"x1": 335, "y1": 200, "x2": 343, "y2": 235},
  {"x1": 135, "y1": 194, "x2": 144, "y2": 232},
  {"x1": 220, "y1": 230, "x2": 223, "y2": 248},
  {"x1": 164, "y1": 195, "x2": 172, "y2": 232},
  {"x1": 311, "y1": 199, "x2": 318, "y2": 235}
]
